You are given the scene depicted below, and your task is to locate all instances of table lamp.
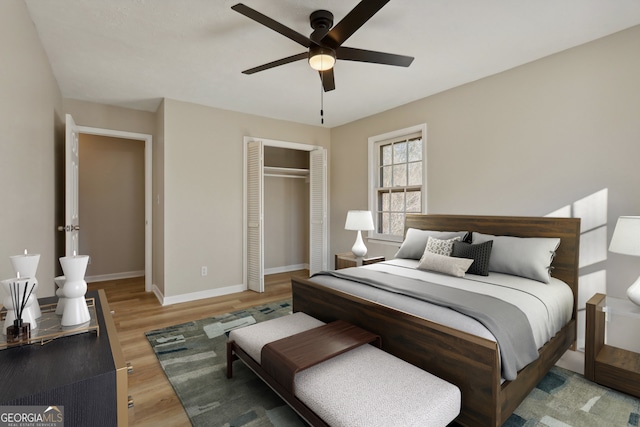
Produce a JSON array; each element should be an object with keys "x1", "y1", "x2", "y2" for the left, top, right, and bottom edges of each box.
[
  {"x1": 609, "y1": 216, "x2": 640, "y2": 306},
  {"x1": 345, "y1": 210, "x2": 375, "y2": 257}
]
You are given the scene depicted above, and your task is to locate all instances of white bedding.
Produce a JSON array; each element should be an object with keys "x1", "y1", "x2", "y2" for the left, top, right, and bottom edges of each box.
[{"x1": 311, "y1": 259, "x2": 574, "y2": 350}]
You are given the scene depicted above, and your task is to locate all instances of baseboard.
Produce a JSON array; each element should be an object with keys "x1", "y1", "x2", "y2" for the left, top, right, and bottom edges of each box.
[
  {"x1": 86, "y1": 270, "x2": 144, "y2": 283},
  {"x1": 264, "y1": 264, "x2": 308, "y2": 275},
  {"x1": 155, "y1": 283, "x2": 248, "y2": 306}
]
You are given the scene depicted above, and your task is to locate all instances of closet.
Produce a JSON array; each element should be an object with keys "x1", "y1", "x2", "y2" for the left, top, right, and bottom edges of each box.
[{"x1": 245, "y1": 138, "x2": 327, "y2": 293}]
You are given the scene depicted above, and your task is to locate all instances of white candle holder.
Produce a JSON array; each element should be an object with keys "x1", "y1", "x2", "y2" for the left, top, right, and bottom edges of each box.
[
  {"x1": 10, "y1": 252, "x2": 42, "y2": 319},
  {"x1": 54, "y1": 276, "x2": 66, "y2": 315},
  {"x1": 59, "y1": 255, "x2": 91, "y2": 326},
  {"x1": 1, "y1": 277, "x2": 38, "y2": 334}
]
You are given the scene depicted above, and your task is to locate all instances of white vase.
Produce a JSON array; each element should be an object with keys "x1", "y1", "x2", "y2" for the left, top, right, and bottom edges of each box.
[
  {"x1": 10, "y1": 253, "x2": 41, "y2": 319},
  {"x1": 627, "y1": 276, "x2": 640, "y2": 307},
  {"x1": 54, "y1": 276, "x2": 67, "y2": 315},
  {"x1": 59, "y1": 255, "x2": 91, "y2": 326}
]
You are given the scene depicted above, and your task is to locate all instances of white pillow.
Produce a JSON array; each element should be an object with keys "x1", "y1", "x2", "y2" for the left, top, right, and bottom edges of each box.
[
  {"x1": 395, "y1": 228, "x2": 468, "y2": 260},
  {"x1": 472, "y1": 232, "x2": 560, "y2": 283},
  {"x1": 417, "y1": 251, "x2": 473, "y2": 277},
  {"x1": 426, "y1": 236, "x2": 462, "y2": 256}
]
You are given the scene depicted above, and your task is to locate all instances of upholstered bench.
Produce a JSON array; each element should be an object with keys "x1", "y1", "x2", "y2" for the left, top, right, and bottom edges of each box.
[{"x1": 227, "y1": 312, "x2": 461, "y2": 427}]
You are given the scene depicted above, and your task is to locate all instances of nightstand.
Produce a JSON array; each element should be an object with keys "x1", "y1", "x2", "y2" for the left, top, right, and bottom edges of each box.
[
  {"x1": 585, "y1": 293, "x2": 640, "y2": 398},
  {"x1": 335, "y1": 252, "x2": 385, "y2": 270}
]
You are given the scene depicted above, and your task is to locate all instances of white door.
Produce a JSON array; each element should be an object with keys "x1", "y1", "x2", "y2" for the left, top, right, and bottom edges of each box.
[
  {"x1": 246, "y1": 140, "x2": 264, "y2": 292},
  {"x1": 63, "y1": 114, "x2": 80, "y2": 256},
  {"x1": 309, "y1": 148, "x2": 328, "y2": 275}
]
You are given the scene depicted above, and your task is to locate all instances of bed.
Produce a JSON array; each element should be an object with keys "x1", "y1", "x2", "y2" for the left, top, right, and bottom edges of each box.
[{"x1": 291, "y1": 214, "x2": 580, "y2": 427}]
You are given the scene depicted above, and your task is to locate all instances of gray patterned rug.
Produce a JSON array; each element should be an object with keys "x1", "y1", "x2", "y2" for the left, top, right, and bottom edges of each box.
[{"x1": 146, "y1": 300, "x2": 640, "y2": 427}]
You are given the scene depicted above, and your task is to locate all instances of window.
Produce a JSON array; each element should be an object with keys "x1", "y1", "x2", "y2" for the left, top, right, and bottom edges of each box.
[{"x1": 368, "y1": 124, "x2": 427, "y2": 242}]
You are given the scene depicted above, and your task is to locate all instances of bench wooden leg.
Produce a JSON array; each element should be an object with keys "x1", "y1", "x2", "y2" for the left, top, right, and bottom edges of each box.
[{"x1": 226, "y1": 340, "x2": 234, "y2": 379}]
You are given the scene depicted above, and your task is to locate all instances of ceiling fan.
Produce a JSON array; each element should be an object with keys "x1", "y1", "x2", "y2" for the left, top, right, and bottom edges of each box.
[{"x1": 231, "y1": 0, "x2": 414, "y2": 92}]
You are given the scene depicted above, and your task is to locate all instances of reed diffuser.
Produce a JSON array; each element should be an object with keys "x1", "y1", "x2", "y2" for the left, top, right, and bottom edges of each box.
[{"x1": 6, "y1": 275, "x2": 36, "y2": 343}]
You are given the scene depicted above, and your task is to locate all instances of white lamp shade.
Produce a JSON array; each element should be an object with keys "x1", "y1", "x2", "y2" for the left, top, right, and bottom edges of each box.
[
  {"x1": 345, "y1": 210, "x2": 374, "y2": 231},
  {"x1": 609, "y1": 216, "x2": 640, "y2": 256}
]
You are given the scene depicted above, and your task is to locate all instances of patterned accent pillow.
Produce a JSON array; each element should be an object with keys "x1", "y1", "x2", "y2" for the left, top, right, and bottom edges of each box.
[
  {"x1": 452, "y1": 240, "x2": 493, "y2": 276},
  {"x1": 394, "y1": 229, "x2": 469, "y2": 260},
  {"x1": 426, "y1": 236, "x2": 462, "y2": 256}
]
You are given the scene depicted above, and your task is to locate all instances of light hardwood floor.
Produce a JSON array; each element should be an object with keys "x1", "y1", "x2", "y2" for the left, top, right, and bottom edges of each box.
[{"x1": 88, "y1": 271, "x2": 304, "y2": 427}]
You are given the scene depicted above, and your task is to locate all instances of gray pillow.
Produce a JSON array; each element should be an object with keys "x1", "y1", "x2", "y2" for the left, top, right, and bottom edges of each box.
[
  {"x1": 472, "y1": 232, "x2": 560, "y2": 283},
  {"x1": 417, "y1": 251, "x2": 473, "y2": 277},
  {"x1": 395, "y1": 228, "x2": 469, "y2": 260}
]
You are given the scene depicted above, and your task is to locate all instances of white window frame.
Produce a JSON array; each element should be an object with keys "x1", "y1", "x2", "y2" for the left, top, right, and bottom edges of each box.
[{"x1": 367, "y1": 124, "x2": 427, "y2": 242}]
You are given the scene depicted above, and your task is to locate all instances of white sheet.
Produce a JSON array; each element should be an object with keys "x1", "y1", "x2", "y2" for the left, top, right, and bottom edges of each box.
[{"x1": 311, "y1": 259, "x2": 574, "y2": 350}]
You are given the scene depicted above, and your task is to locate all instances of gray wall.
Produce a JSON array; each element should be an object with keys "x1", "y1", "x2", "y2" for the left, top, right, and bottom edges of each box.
[
  {"x1": 264, "y1": 176, "x2": 309, "y2": 271},
  {"x1": 0, "y1": 1, "x2": 63, "y2": 296},
  {"x1": 330, "y1": 25, "x2": 640, "y2": 358}
]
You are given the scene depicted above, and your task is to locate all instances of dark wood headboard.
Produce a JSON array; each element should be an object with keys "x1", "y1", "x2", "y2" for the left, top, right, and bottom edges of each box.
[{"x1": 405, "y1": 214, "x2": 581, "y2": 320}]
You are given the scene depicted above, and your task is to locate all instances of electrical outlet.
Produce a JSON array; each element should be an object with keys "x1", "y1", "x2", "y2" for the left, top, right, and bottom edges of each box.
[{"x1": 201, "y1": 266, "x2": 208, "y2": 277}]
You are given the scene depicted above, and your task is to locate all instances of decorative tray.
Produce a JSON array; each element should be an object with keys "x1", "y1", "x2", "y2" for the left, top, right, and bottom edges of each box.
[{"x1": 0, "y1": 298, "x2": 99, "y2": 349}]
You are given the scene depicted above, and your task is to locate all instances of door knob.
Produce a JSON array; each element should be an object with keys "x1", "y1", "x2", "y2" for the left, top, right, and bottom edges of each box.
[{"x1": 57, "y1": 225, "x2": 80, "y2": 232}]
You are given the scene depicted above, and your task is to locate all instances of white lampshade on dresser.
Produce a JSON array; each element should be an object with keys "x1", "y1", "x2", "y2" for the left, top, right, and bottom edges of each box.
[
  {"x1": 609, "y1": 216, "x2": 640, "y2": 306},
  {"x1": 345, "y1": 210, "x2": 375, "y2": 257}
]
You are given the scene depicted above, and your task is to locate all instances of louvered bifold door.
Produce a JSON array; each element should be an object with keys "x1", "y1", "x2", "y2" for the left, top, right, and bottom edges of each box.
[
  {"x1": 247, "y1": 141, "x2": 264, "y2": 292},
  {"x1": 309, "y1": 148, "x2": 328, "y2": 275}
]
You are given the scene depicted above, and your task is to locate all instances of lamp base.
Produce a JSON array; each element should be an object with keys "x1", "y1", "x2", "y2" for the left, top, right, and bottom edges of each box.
[
  {"x1": 351, "y1": 230, "x2": 368, "y2": 258},
  {"x1": 627, "y1": 275, "x2": 640, "y2": 307}
]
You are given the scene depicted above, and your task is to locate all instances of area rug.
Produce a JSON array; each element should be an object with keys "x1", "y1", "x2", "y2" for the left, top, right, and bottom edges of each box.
[{"x1": 146, "y1": 300, "x2": 640, "y2": 427}]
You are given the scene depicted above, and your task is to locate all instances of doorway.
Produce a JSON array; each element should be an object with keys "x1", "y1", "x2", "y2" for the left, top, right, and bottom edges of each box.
[
  {"x1": 62, "y1": 117, "x2": 153, "y2": 292},
  {"x1": 79, "y1": 134, "x2": 145, "y2": 283}
]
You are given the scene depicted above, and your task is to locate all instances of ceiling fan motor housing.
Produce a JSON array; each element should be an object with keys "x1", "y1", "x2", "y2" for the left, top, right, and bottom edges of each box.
[{"x1": 310, "y1": 10, "x2": 334, "y2": 31}]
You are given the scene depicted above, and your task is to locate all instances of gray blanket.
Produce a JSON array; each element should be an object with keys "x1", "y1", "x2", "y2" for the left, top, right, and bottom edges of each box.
[{"x1": 313, "y1": 268, "x2": 539, "y2": 380}]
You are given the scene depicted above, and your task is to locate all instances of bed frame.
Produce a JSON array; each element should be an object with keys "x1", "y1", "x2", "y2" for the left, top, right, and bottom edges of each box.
[{"x1": 292, "y1": 214, "x2": 580, "y2": 427}]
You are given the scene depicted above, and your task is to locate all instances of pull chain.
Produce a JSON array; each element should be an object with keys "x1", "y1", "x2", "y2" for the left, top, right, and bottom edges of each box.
[{"x1": 320, "y1": 72, "x2": 324, "y2": 125}]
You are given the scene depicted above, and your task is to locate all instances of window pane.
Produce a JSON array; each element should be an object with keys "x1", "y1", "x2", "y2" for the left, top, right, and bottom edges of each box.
[
  {"x1": 382, "y1": 166, "x2": 392, "y2": 187},
  {"x1": 408, "y1": 162, "x2": 422, "y2": 186},
  {"x1": 380, "y1": 191, "x2": 390, "y2": 211},
  {"x1": 371, "y1": 126, "x2": 425, "y2": 241},
  {"x1": 381, "y1": 144, "x2": 392, "y2": 166},
  {"x1": 393, "y1": 164, "x2": 407, "y2": 187},
  {"x1": 408, "y1": 139, "x2": 422, "y2": 162},
  {"x1": 391, "y1": 213, "x2": 404, "y2": 236},
  {"x1": 406, "y1": 191, "x2": 421, "y2": 212},
  {"x1": 390, "y1": 192, "x2": 405, "y2": 212},
  {"x1": 393, "y1": 142, "x2": 407, "y2": 163},
  {"x1": 381, "y1": 213, "x2": 390, "y2": 234}
]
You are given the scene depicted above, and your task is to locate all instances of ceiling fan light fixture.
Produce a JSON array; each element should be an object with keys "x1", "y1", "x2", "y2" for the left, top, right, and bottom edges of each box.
[{"x1": 308, "y1": 46, "x2": 336, "y2": 71}]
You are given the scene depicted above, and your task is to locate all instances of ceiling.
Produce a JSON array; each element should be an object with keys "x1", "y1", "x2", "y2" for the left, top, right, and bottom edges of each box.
[{"x1": 24, "y1": 0, "x2": 640, "y2": 128}]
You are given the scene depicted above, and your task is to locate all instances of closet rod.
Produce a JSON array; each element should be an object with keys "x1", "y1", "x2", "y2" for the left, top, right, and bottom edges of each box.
[{"x1": 264, "y1": 174, "x2": 307, "y2": 179}]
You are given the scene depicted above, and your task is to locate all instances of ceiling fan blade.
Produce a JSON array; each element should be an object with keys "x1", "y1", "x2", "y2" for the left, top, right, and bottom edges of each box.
[
  {"x1": 242, "y1": 52, "x2": 308, "y2": 74},
  {"x1": 337, "y1": 46, "x2": 414, "y2": 67},
  {"x1": 319, "y1": 68, "x2": 335, "y2": 92},
  {"x1": 232, "y1": 3, "x2": 312, "y2": 48},
  {"x1": 321, "y1": 0, "x2": 390, "y2": 49}
]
